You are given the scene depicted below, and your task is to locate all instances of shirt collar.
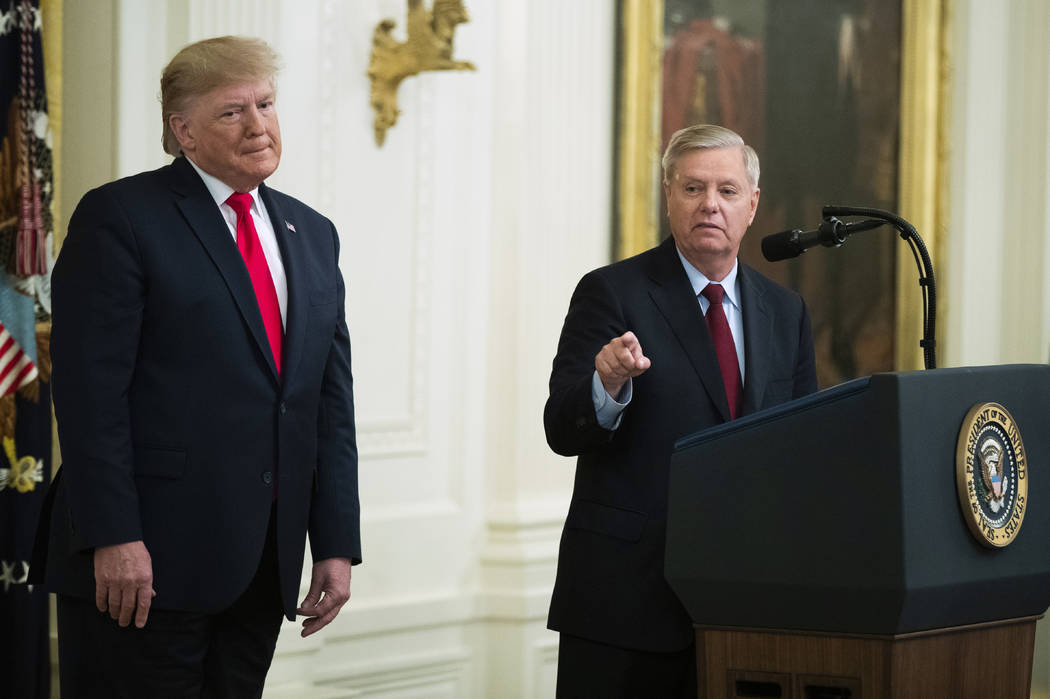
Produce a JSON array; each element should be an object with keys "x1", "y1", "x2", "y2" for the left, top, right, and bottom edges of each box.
[
  {"x1": 185, "y1": 156, "x2": 263, "y2": 213},
  {"x1": 674, "y1": 245, "x2": 741, "y2": 310}
]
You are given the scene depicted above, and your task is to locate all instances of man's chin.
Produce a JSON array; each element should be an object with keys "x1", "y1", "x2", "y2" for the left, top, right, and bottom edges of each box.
[
  {"x1": 242, "y1": 158, "x2": 280, "y2": 185},
  {"x1": 678, "y1": 232, "x2": 732, "y2": 254}
]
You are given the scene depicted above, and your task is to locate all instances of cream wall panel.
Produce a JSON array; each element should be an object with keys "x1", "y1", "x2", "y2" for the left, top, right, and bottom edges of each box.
[
  {"x1": 484, "y1": 0, "x2": 614, "y2": 507},
  {"x1": 267, "y1": 616, "x2": 475, "y2": 697},
  {"x1": 943, "y1": 2, "x2": 1050, "y2": 692},
  {"x1": 1000, "y1": 0, "x2": 1050, "y2": 365},
  {"x1": 113, "y1": 0, "x2": 180, "y2": 178},
  {"x1": 1044, "y1": 19, "x2": 1050, "y2": 372},
  {"x1": 61, "y1": 0, "x2": 117, "y2": 234},
  {"x1": 944, "y1": 0, "x2": 1008, "y2": 367},
  {"x1": 187, "y1": 0, "x2": 278, "y2": 40},
  {"x1": 477, "y1": 1, "x2": 615, "y2": 694},
  {"x1": 313, "y1": 0, "x2": 429, "y2": 456}
]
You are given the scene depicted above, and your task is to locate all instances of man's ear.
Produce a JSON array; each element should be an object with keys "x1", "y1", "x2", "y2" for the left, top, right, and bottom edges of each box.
[
  {"x1": 748, "y1": 187, "x2": 761, "y2": 226},
  {"x1": 169, "y1": 114, "x2": 194, "y2": 153}
]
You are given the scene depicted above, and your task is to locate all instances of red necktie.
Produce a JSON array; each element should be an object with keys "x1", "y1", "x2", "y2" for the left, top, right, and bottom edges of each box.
[
  {"x1": 226, "y1": 193, "x2": 283, "y2": 374},
  {"x1": 701, "y1": 283, "x2": 742, "y2": 419}
]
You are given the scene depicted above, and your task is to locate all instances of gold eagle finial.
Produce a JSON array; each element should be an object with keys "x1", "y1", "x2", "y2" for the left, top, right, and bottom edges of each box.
[{"x1": 367, "y1": 0, "x2": 476, "y2": 146}]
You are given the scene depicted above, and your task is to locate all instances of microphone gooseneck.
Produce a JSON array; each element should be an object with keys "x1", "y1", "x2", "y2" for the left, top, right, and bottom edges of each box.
[{"x1": 759, "y1": 206, "x2": 937, "y2": 370}]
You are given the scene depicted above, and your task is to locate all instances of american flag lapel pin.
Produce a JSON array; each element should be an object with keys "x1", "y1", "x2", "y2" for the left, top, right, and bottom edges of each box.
[{"x1": 285, "y1": 221, "x2": 296, "y2": 233}]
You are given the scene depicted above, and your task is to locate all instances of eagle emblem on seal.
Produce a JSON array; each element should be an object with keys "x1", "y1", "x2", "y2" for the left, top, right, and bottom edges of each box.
[
  {"x1": 979, "y1": 437, "x2": 1008, "y2": 513},
  {"x1": 955, "y1": 402, "x2": 1028, "y2": 548}
]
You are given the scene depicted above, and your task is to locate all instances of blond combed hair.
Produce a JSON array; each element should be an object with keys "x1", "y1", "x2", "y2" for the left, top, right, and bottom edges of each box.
[
  {"x1": 160, "y1": 36, "x2": 281, "y2": 156},
  {"x1": 661, "y1": 124, "x2": 760, "y2": 189}
]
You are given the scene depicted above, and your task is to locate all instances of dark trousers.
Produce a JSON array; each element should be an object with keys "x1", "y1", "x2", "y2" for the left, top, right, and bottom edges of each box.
[
  {"x1": 556, "y1": 633, "x2": 698, "y2": 699},
  {"x1": 56, "y1": 513, "x2": 284, "y2": 699}
]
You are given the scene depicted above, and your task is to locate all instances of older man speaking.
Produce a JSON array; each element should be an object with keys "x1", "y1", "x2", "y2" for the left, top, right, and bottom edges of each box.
[
  {"x1": 31, "y1": 36, "x2": 360, "y2": 697},
  {"x1": 545, "y1": 124, "x2": 817, "y2": 696}
]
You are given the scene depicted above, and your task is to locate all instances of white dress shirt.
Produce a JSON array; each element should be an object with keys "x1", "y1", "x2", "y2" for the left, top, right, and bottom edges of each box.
[
  {"x1": 675, "y1": 248, "x2": 745, "y2": 381},
  {"x1": 186, "y1": 157, "x2": 288, "y2": 327}
]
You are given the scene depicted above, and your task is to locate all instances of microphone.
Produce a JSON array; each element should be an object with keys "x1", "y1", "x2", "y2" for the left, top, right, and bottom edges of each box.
[
  {"x1": 761, "y1": 217, "x2": 849, "y2": 262},
  {"x1": 759, "y1": 204, "x2": 938, "y2": 369}
]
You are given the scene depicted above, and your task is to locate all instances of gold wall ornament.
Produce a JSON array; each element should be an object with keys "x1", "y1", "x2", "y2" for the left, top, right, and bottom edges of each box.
[{"x1": 368, "y1": 0, "x2": 476, "y2": 146}]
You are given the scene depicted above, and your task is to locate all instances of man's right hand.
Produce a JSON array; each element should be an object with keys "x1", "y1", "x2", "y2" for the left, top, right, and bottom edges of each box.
[
  {"x1": 595, "y1": 331, "x2": 651, "y2": 398},
  {"x1": 94, "y1": 540, "x2": 156, "y2": 629}
]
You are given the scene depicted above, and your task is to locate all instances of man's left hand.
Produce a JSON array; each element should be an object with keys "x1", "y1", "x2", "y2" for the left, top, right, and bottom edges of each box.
[{"x1": 296, "y1": 557, "x2": 352, "y2": 637}]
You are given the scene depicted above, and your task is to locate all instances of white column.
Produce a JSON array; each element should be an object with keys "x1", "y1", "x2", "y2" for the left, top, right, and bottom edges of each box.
[
  {"x1": 946, "y1": 3, "x2": 1050, "y2": 692},
  {"x1": 944, "y1": 0, "x2": 1009, "y2": 367},
  {"x1": 1000, "y1": 0, "x2": 1050, "y2": 364},
  {"x1": 113, "y1": 0, "x2": 188, "y2": 178},
  {"x1": 479, "y1": 1, "x2": 615, "y2": 695}
]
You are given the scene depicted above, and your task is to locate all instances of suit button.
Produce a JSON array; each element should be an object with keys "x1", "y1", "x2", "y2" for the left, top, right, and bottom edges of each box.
[
  {"x1": 262, "y1": 471, "x2": 273, "y2": 485},
  {"x1": 279, "y1": 402, "x2": 287, "y2": 415}
]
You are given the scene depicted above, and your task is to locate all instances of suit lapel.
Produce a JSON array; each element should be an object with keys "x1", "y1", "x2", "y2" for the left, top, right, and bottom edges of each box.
[
  {"x1": 646, "y1": 238, "x2": 732, "y2": 421},
  {"x1": 739, "y1": 263, "x2": 771, "y2": 415},
  {"x1": 260, "y1": 183, "x2": 307, "y2": 384},
  {"x1": 169, "y1": 157, "x2": 280, "y2": 384}
]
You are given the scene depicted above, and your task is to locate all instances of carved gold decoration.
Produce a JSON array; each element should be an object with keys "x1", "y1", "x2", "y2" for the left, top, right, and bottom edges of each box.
[
  {"x1": 368, "y1": 0, "x2": 475, "y2": 146},
  {"x1": 615, "y1": 0, "x2": 951, "y2": 371}
]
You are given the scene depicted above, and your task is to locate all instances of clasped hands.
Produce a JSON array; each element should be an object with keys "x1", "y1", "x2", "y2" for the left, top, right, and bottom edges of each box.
[
  {"x1": 94, "y1": 540, "x2": 351, "y2": 637},
  {"x1": 595, "y1": 331, "x2": 651, "y2": 398}
]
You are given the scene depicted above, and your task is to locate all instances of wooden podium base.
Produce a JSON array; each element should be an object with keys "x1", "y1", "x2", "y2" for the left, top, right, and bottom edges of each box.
[{"x1": 696, "y1": 616, "x2": 1040, "y2": 699}]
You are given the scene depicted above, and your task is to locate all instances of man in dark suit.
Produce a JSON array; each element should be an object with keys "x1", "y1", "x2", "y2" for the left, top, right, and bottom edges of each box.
[
  {"x1": 545, "y1": 124, "x2": 816, "y2": 697},
  {"x1": 30, "y1": 36, "x2": 360, "y2": 697}
]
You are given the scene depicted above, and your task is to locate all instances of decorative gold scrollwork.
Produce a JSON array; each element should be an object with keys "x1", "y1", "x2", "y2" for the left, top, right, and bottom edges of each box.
[{"x1": 367, "y1": 0, "x2": 476, "y2": 146}]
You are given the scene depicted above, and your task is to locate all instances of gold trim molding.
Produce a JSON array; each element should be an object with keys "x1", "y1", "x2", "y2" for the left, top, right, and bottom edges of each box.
[
  {"x1": 897, "y1": 0, "x2": 952, "y2": 371},
  {"x1": 615, "y1": 0, "x2": 663, "y2": 261}
]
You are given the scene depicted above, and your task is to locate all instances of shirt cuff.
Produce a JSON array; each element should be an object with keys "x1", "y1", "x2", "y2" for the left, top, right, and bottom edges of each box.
[{"x1": 591, "y1": 370, "x2": 632, "y2": 430}]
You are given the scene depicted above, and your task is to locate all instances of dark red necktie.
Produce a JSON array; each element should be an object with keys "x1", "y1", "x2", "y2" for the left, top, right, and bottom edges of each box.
[
  {"x1": 226, "y1": 193, "x2": 283, "y2": 374},
  {"x1": 701, "y1": 283, "x2": 742, "y2": 419}
]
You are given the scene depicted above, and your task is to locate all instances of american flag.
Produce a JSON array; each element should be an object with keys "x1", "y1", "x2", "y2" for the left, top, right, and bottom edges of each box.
[{"x1": 0, "y1": 322, "x2": 37, "y2": 397}]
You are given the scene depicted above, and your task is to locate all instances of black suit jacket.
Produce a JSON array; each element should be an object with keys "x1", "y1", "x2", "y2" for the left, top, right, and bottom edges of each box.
[
  {"x1": 32, "y1": 156, "x2": 360, "y2": 619},
  {"x1": 544, "y1": 237, "x2": 816, "y2": 652}
]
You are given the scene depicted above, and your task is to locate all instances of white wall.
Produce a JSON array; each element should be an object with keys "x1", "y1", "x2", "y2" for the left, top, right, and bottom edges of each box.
[
  {"x1": 945, "y1": 1, "x2": 1050, "y2": 694},
  {"x1": 58, "y1": 0, "x2": 1050, "y2": 696}
]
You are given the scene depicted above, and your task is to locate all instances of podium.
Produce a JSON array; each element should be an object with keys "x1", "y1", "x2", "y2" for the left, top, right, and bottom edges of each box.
[{"x1": 665, "y1": 365, "x2": 1050, "y2": 698}]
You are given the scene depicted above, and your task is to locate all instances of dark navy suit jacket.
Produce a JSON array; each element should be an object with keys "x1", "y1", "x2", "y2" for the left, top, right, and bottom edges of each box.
[
  {"x1": 32, "y1": 156, "x2": 360, "y2": 620},
  {"x1": 545, "y1": 237, "x2": 816, "y2": 652}
]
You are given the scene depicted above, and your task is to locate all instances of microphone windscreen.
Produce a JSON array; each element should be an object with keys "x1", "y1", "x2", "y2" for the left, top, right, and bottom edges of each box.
[{"x1": 761, "y1": 230, "x2": 802, "y2": 262}]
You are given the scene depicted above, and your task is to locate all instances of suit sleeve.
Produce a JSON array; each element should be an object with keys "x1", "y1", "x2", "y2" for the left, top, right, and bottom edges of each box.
[
  {"x1": 50, "y1": 186, "x2": 146, "y2": 551},
  {"x1": 792, "y1": 299, "x2": 818, "y2": 397},
  {"x1": 308, "y1": 221, "x2": 362, "y2": 565},
  {"x1": 543, "y1": 270, "x2": 624, "y2": 457}
]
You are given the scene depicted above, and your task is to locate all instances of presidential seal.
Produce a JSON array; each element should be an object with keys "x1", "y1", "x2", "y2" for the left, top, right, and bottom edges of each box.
[{"x1": 955, "y1": 402, "x2": 1028, "y2": 548}]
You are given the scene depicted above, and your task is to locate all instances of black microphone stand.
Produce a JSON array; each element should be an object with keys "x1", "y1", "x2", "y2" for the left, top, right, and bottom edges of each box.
[{"x1": 821, "y1": 205, "x2": 937, "y2": 370}]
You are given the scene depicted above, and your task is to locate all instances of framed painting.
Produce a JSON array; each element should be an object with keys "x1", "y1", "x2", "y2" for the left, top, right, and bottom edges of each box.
[{"x1": 615, "y1": 0, "x2": 951, "y2": 385}]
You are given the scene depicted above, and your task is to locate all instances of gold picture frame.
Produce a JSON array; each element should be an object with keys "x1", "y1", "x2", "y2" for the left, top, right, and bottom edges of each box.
[{"x1": 616, "y1": 0, "x2": 951, "y2": 372}]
